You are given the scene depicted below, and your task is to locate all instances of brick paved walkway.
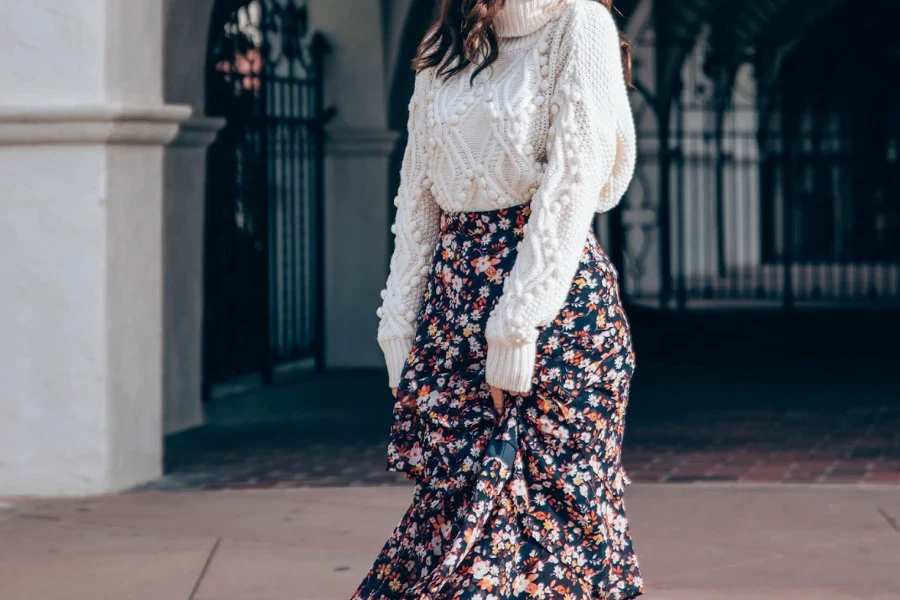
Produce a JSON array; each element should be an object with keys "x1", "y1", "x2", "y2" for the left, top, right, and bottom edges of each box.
[
  {"x1": 625, "y1": 405, "x2": 900, "y2": 484},
  {"x1": 141, "y1": 368, "x2": 900, "y2": 492}
]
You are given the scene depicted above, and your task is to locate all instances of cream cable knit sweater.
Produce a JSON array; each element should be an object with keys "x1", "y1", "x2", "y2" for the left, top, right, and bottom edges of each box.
[{"x1": 377, "y1": 0, "x2": 636, "y2": 393}]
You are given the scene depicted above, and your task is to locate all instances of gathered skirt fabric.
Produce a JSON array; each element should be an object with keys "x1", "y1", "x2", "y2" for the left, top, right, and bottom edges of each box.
[{"x1": 354, "y1": 203, "x2": 643, "y2": 600}]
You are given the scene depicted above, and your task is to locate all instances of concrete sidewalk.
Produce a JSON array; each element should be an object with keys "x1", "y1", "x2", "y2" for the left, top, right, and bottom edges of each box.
[{"x1": 0, "y1": 484, "x2": 898, "y2": 600}]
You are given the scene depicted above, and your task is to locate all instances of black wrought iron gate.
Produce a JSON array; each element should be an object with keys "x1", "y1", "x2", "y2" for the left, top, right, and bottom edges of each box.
[
  {"x1": 204, "y1": 0, "x2": 332, "y2": 392},
  {"x1": 617, "y1": 1, "x2": 900, "y2": 309}
]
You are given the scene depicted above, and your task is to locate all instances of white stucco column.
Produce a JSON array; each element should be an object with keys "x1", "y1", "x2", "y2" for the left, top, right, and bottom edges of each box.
[{"x1": 0, "y1": 0, "x2": 191, "y2": 496}]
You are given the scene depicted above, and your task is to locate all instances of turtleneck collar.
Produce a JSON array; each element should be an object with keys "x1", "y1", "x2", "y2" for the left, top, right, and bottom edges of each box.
[{"x1": 493, "y1": 0, "x2": 563, "y2": 38}]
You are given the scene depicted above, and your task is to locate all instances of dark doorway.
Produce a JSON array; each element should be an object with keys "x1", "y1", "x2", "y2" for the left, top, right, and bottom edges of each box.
[
  {"x1": 202, "y1": 0, "x2": 332, "y2": 395},
  {"x1": 770, "y1": 1, "x2": 900, "y2": 274}
]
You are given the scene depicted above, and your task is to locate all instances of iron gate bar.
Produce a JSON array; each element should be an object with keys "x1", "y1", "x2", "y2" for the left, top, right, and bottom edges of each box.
[
  {"x1": 203, "y1": 0, "x2": 333, "y2": 394},
  {"x1": 780, "y1": 115, "x2": 796, "y2": 309},
  {"x1": 311, "y1": 32, "x2": 334, "y2": 371},
  {"x1": 259, "y1": 24, "x2": 273, "y2": 385},
  {"x1": 653, "y1": 1, "x2": 678, "y2": 309},
  {"x1": 674, "y1": 82, "x2": 687, "y2": 309}
]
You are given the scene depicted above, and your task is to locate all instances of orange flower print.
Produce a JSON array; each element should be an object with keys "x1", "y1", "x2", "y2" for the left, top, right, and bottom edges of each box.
[
  {"x1": 471, "y1": 254, "x2": 500, "y2": 276},
  {"x1": 513, "y1": 573, "x2": 540, "y2": 595}
]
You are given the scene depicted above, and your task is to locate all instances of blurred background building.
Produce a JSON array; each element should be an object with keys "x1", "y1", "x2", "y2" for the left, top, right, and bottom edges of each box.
[{"x1": 1, "y1": 0, "x2": 898, "y2": 497}]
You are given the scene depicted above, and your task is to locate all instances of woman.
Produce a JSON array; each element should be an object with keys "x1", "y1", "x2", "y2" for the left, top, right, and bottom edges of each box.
[{"x1": 356, "y1": 0, "x2": 641, "y2": 598}]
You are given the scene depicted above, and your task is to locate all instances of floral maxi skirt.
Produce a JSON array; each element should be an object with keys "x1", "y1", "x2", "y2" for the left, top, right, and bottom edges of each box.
[{"x1": 353, "y1": 203, "x2": 643, "y2": 600}]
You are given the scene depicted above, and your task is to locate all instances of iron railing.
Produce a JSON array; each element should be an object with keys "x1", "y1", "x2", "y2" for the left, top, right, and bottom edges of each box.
[{"x1": 619, "y1": 14, "x2": 900, "y2": 309}]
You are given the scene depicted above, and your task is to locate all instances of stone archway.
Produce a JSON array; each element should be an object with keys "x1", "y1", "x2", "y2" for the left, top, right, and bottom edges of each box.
[
  {"x1": 163, "y1": 0, "x2": 218, "y2": 113},
  {"x1": 170, "y1": 0, "x2": 404, "y2": 391},
  {"x1": 386, "y1": 0, "x2": 434, "y2": 132},
  {"x1": 384, "y1": 0, "x2": 435, "y2": 230}
]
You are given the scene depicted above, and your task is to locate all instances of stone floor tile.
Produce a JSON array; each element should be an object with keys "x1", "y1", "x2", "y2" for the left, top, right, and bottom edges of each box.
[
  {"x1": 0, "y1": 517, "x2": 215, "y2": 600},
  {"x1": 192, "y1": 538, "x2": 370, "y2": 600}
]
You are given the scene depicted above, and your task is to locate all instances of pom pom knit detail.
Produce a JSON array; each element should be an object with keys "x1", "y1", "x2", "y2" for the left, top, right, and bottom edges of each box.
[{"x1": 377, "y1": 0, "x2": 636, "y2": 391}]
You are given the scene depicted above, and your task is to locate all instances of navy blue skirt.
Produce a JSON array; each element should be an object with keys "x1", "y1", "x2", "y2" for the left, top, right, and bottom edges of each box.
[{"x1": 354, "y1": 203, "x2": 643, "y2": 600}]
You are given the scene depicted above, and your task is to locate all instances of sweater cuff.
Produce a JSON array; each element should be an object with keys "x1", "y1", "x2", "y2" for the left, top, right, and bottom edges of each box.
[
  {"x1": 485, "y1": 339, "x2": 537, "y2": 394},
  {"x1": 380, "y1": 336, "x2": 414, "y2": 388}
]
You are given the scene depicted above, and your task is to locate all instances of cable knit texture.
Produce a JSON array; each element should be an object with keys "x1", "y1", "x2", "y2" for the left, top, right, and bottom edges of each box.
[{"x1": 377, "y1": 0, "x2": 636, "y2": 391}]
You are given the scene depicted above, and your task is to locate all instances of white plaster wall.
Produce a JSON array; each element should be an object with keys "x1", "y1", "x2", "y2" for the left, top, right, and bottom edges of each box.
[
  {"x1": 307, "y1": 0, "x2": 390, "y2": 130},
  {"x1": 106, "y1": 1, "x2": 165, "y2": 104},
  {"x1": 324, "y1": 136, "x2": 397, "y2": 369},
  {"x1": 307, "y1": 0, "x2": 396, "y2": 370},
  {"x1": 3, "y1": 0, "x2": 165, "y2": 105},
  {"x1": 0, "y1": 140, "x2": 175, "y2": 495},
  {"x1": 0, "y1": 146, "x2": 110, "y2": 495},
  {"x1": 0, "y1": 1, "x2": 106, "y2": 105}
]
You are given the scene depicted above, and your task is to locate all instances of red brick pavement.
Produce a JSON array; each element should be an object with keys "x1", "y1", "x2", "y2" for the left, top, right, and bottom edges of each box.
[
  {"x1": 144, "y1": 403, "x2": 900, "y2": 491},
  {"x1": 623, "y1": 405, "x2": 900, "y2": 485}
]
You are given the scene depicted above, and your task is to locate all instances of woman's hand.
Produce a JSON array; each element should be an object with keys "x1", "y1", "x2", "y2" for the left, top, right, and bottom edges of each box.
[{"x1": 490, "y1": 386, "x2": 505, "y2": 414}]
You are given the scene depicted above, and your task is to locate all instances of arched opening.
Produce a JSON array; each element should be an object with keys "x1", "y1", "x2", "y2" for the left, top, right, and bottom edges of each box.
[
  {"x1": 385, "y1": 0, "x2": 436, "y2": 237},
  {"x1": 161, "y1": 0, "x2": 221, "y2": 434},
  {"x1": 202, "y1": 0, "x2": 332, "y2": 397},
  {"x1": 769, "y1": 1, "x2": 900, "y2": 282},
  {"x1": 163, "y1": 0, "x2": 219, "y2": 112}
]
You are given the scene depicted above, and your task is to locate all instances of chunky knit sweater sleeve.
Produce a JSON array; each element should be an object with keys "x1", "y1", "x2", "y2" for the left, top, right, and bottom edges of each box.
[
  {"x1": 377, "y1": 72, "x2": 443, "y2": 388},
  {"x1": 484, "y1": 3, "x2": 636, "y2": 393}
]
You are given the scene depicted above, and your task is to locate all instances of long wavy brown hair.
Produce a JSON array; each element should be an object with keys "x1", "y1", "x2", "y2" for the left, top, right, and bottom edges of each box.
[{"x1": 413, "y1": 0, "x2": 631, "y2": 85}]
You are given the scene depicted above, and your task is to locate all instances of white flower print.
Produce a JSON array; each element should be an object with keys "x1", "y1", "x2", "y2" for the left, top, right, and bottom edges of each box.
[
  {"x1": 513, "y1": 574, "x2": 530, "y2": 595},
  {"x1": 407, "y1": 444, "x2": 423, "y2": 466},
  {"x1": 511, "y1": 479, "x2": 528, "y2": 497},
  {"x1": 471, "y1": 558, "x2": 490, "y2": 580}
]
